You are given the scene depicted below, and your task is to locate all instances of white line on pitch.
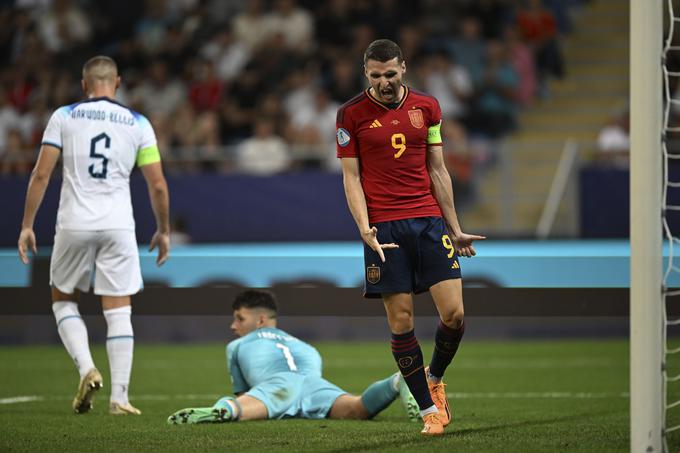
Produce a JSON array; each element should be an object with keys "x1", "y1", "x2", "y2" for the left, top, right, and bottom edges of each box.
[
  {"x1": 448, "y1": 392, "x2": 629, "y2": 399},
  {"x1": 131, "y1": 394, "x2": 221, "y2": 401},
  {"x1": 8, "y1": 358, "x2": 626, "y2": 371},
  {"x1": 0, "y1": 394, "x2": 221, "y2": 404},
  {"x1": 0, "y1": 396, "x2": 44, "y2": 404},
  {"x1": 322, "y1": 358, "x2": 624, "y2": 369},
  {"x1": 0, "y1": 392, "x2": 631, "y2": 405}
]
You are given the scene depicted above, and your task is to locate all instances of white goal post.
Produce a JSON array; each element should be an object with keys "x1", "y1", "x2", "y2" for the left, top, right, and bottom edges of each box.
[{"x1": 630, "y1": 1, "x2": 663, "y2": 452}]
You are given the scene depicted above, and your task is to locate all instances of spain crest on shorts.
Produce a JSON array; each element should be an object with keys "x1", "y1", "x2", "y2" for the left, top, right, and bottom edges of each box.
[
  {"x1": 366, "y1": 265, "x2": 381, "y2": 284},
  {"x1": 408, "y1": 108, "x2": 424, "y2": 129}
]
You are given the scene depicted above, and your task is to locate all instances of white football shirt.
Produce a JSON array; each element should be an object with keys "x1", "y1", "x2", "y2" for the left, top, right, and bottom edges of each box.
[{"x1": 42, "y1": 97, "x2": 158, "y2": 231}]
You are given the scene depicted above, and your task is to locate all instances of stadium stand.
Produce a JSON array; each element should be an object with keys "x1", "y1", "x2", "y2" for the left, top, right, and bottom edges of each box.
[
  {"x1": 462, "y1": 0, "x2": 629, "y2": 235},
  {"x1": 0, "y1": 0, "x2": 593, "y2": 237}
]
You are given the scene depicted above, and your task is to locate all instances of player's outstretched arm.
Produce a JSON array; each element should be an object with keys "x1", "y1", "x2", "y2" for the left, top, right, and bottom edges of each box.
[
  {"x1": 140, "y1": 162, "x2": 170, "y2": 266},
  {"x1": 426, "y1": 144, "x2": 485, "y2": 257},
  {"x1": 18, "y1": 144, "x2": 60, "y2": 264},
  {"x1": 341, "y1": 157, "x2": 398, "y2": 262}
]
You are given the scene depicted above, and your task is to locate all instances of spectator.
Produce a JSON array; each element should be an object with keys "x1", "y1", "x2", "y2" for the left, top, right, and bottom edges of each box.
[
  {"x1": 0, "y1": 89, "x2": 20, "y2": 152},
  {"x1": 149, "y1": 112, "x2": 172, "y2": 154},
  {"x1": 504, "y1": 25, "x2": 537, "y2": 106},
  {"x1": 265, "y1": 0, "x2": 315, "y2": 55},
  {"x1": 285, "y1": 89, "x2": 340, "y2": 171},
  {"x1": 466, "y1": 40, "x2": 520, "y2": 138},
  {"x1": 462, "y1": 0, "x2": 513, "y2": 40},
  {"x1": 420, "y1": 49, "x2": 473, "y2": 121},
  {"x1": 232, "y1": 0, "x2": 271, "y2": 52},
  {"x1": 449, "y1": 17, "x2": 487, "y2": 86},
  {"x1": 398, "y1": 25, "x2": 425, "y2": 64},
  {"x1": 235, "y1": 117, "x2": 291, "y2": 175},
  {"x1": 5, "y1": 67, "x2": 35, "y2": 113},
  {"x1": 188, "y1": 59, "x2": 223, "y2": 112},
  {"x1": 367, "y1": 0, "x2": 420, "y2": 42},
  {"x1": 37, "y1": 0, "x2": 91, "y2": 53},
  {"x1": 516, "y1": 0, "x2": 565, "y2": 88},
  {"x1": 6, "y1": 8, "x2": 33, "y2": 63},
  {"x1": 157, "y1": 23, "x2": 193, "y2": 74},
  {"x1": 172, "y1": 103, "x2": 220, "y2": 148},
  {"x1": 315, "y1": 0, "x2": 355, "y2": 52},
  {"x1": 204, "y1": 0, "x2": 248, "y2": 27},
  {"x1": 596, "y1": 110, "x2": 629, "y2": 168},
  {"x1": 282, "y1": 67, "x2": 317, "y2": 119},
  {"x1": 220, "y1": 67, "x2": 261, "y2": 143},
  {"x1": 544, "y1": 0, "x2": 574, "y2": 35},
  {"x1": 0, "y1": 129, "x2": 32, "y2": 176},
  {"x1": 49, "y1": 70, "x2": 79, "y2": 109},
  {"x1": 164, "y1": 101, "x2": 221, "y2": 172},
  {"x1": 164, "y1": 0, "x2": 201, "y2": 22},
  {"x1": 135, "y1": 0, "x2": 171, "y2": 55},
  {"x1": 0, "y1": 0, "x2": 581, "y2": 180},
  {"x1": 441, "y1": 118, "x2": 475, "y2": 207},
  {"x1": 245, "y1": 35, "x2": 298, "y2": 94},
  {"x1": 131, "y1": 59, "x2": 186, "y2": 116},
  {"x1": 17, "y1": 95, "x2": 50, "y2": 148},
  {"x1": 325, "y1": 59, "x2": 363, "y2": 104},
  {"x1": 350, "y1": 24, "x2": 376, "y2": 66},
  {"x1": 201, "y1": 28, "x2": 251, "y2": 83}
]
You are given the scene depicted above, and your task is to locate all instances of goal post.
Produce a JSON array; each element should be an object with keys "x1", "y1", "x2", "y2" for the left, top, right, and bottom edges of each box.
[{"x1": 630, "y1": 0, "x2": 664, "y2": 451}]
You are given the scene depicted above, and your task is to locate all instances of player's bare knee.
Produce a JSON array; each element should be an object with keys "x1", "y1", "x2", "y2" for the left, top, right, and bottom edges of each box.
[
  {"x1": 51, "y1": 286, "x2": 80, "y2": 303},
  {"x1": 441, "y1": 307, "x2": 464, "y2": 329},
  {"x1": 330, "y1": 395, "x2": 364, "y2": 419},
  {"x1": 101, "y1": 295, "x2": 132, "y2": 311},
  {"x1": 389, "y1": 310, "x2": 414, "y2": 333},
  {"x1": 334, "y1": 407, "x2": 363, "y2": 420}
]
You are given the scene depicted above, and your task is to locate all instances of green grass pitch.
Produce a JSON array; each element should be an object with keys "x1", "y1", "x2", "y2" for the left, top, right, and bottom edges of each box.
[{"x1": 1, "y1": 339, "x2": 678, "y2": 452}]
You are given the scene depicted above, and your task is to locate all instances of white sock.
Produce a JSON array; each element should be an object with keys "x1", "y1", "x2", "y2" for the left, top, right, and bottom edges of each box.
[
  {"x1": 420, "y1": 404, "x2": 439, "y2": 418},
  {"x1": 226, "y1": 400, "x2": 240, "y2": 420},
  {"x1": 52, "y1": 301, "x2": 95, "y2": 379},
  {"x1": 104, "y1": 305, "x2": 134, "y2": 405},
  {"x1": 390, "y1": 372, "x2": 401, "y2": 392},
  {"x1": 427, "y1": 370, "x2": 442, "y2": 384}
]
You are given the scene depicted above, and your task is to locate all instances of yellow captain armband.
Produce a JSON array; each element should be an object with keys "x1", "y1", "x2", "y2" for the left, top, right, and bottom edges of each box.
[
  {"x1": 136, "y1": 145, "x2": 161, "y2": 167},
  {"x1": 427, "y1": 121, "x2": 442, "y2": 145}
]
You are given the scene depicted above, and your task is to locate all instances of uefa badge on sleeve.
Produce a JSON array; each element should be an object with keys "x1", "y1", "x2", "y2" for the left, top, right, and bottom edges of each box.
[
  {"x1": 337, "y1": 128, "x2": 351, "y2": 147},
  {"x1": 367, "y1": 265, "x2": 380, "y2": 284}
]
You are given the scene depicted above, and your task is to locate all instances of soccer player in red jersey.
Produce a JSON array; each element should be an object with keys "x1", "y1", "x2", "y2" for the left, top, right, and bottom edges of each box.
[{"x1": 337, "y1": 39, "x2": 486, "y2": 436}]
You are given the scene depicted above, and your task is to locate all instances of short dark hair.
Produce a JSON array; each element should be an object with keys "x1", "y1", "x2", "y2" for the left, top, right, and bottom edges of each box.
[
  {"x1": 232, "y1": 289, "x2": 278, "y2": 316},
  {"x1": 82, "y1": 55, "x2": 118, "y2": 80},
  {"x1": 364, "y1": 39, "x2": 403, "y2": 65}
]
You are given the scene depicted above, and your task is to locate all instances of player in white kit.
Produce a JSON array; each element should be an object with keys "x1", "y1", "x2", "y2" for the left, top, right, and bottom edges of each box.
[{"x1": 17, "y1": 56, "x2": 170, "y2": 415}]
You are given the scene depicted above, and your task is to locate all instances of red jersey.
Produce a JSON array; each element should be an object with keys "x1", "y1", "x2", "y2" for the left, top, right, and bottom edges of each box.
[{"x1": 336, "y1": 86, "x2": 443, "y2": 223}]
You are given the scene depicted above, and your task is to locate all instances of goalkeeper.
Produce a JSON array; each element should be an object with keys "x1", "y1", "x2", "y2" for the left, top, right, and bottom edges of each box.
[{"x1": 168, "y1": 290, "x2": 418, "y2": 424}]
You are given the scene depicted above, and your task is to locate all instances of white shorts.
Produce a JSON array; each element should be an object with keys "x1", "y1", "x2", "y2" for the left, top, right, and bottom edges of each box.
[{"x1": 50, "y1": 229, "x2": 142, "y2": 297}]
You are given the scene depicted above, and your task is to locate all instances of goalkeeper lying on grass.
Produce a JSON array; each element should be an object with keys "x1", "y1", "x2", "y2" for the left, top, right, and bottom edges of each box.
[{"x1": 168, "y1": 290, "x2": 418, "y2": 424}]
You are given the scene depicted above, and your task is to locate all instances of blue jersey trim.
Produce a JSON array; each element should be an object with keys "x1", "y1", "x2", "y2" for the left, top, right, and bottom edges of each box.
[
  {"x1": 41, "y1": 141, "x2": 62, "y2": 150},
  {"x1": 68, "y1": 97, "x2": 143, "y2": 123}
]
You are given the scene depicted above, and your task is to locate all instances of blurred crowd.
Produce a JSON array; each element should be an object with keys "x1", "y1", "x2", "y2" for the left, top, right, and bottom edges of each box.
[{"x1": 0, "y1": 0, "x2": 581, "y2": 197}]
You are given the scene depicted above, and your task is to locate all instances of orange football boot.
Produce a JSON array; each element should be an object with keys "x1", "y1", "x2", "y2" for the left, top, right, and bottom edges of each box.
[
  {"x1": 425, "y1": 366, "x2": 451, "y2": 426},
  {"x1": 420, "y1": 412, "x2": 445, "y2": 436}
]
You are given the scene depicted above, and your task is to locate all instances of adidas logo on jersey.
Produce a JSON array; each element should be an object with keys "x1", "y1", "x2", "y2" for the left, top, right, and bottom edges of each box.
[{"x1": 369, "y1": 120, "x2": 383, "y2": 128}]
